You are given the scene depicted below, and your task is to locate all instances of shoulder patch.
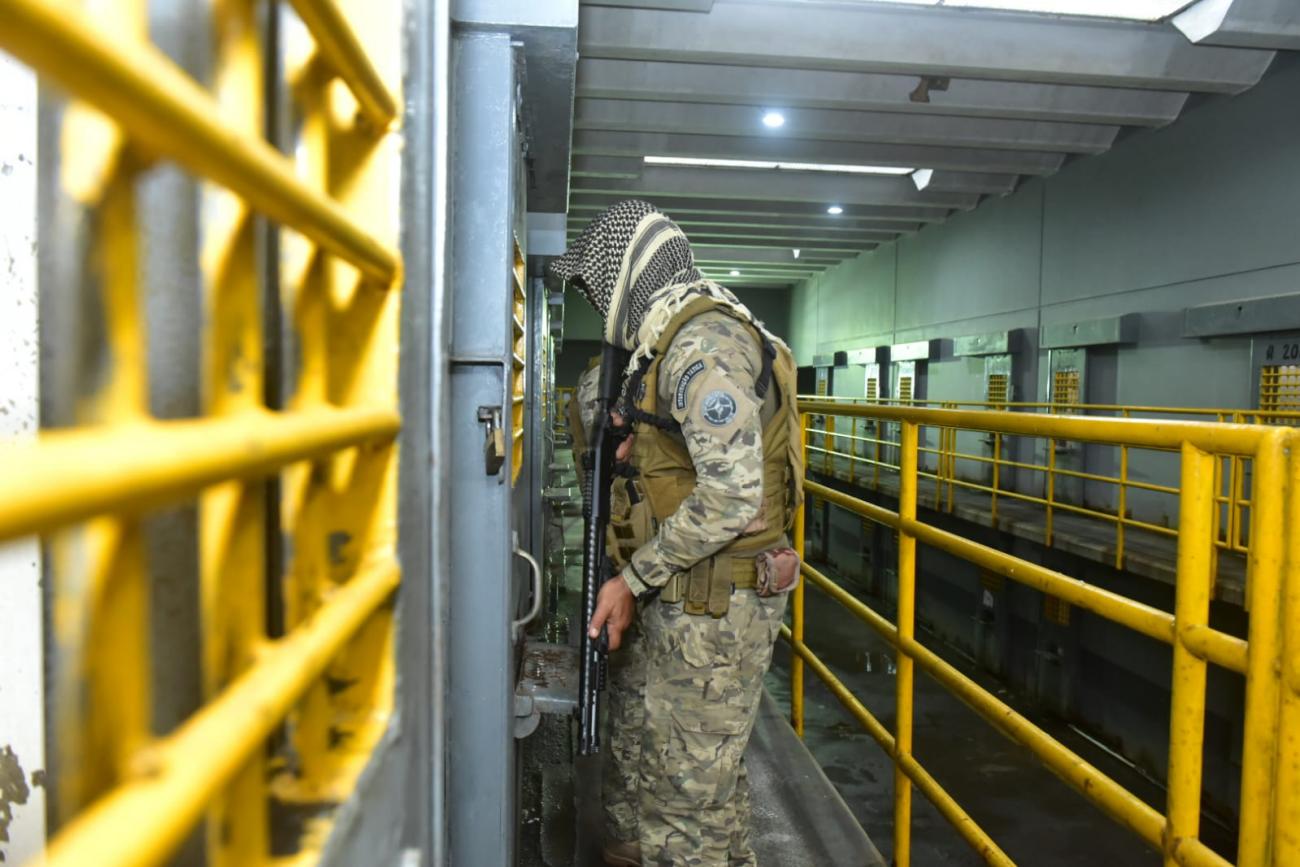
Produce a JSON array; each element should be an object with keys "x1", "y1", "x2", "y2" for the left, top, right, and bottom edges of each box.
[
  {"x1": 700, "y1": 389, "x2": 738, "y2": 427},
  {"x1": 675, "y1": 360, "x2": 707, "y2": 411}
]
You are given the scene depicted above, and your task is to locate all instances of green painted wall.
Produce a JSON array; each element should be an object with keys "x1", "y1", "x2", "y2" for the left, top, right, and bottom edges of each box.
[
  {"x1": 791, "y1": 54, "x2": 1300, "y2": 531},
  {"x1": 790, "y1": 55, "x2": 1300, "y2": 422}
]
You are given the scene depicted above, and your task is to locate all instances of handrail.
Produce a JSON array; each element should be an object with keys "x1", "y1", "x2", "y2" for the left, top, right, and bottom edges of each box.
[
  {"x1": 803, "y1": 394, "x2": 1300, "y2": 425},
  {"x1": 4, "y1": 0, "x2": 406, "y2": 861},
  {"x1": 798, "y1": 399, "x2": 1269, "y2": 454},
  {"x1": 287, "y1": 0, "x2": 398, "y2": 129},
  {"x1": 39, "y1": 562, "x2": 401, "y2": 867},
  {"x1": 0, "y1": 408, "x2": 400, "y2": 542},
  {"x1": 800, "y1": 399, "x2": 1272, "y2": 571},
  {"x1": 0, "y1": 0, "x2": 401, "y2": 283},
  {"x1": 787, "y1": 402, "x2": 1297, "y2": 867}
]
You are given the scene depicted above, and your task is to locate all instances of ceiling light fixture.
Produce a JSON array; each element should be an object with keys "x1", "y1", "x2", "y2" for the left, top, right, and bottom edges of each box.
[
  {"x1": 911, "y1": 168, "x2": 935, "y2": 191},
  {"x1": 729, "y1": 269, "x2": 741, "y2": 276},
  {"x1": 942, "y1": 0, "x2": 1192, "y2": 21},
  {"x1": 842, "y1": 0, "x2": 1191, "y2": 21},
  {"x1": 761, "y1": 111, "x2": 786, "y2": 128},
  {"x1": 826, "y1": 205, "x2": 844, "y2": 215},
  {"x1": 792, "y1": 249, "x2": 801, "y2": 259},
  {"x1": 644, "y1": 155, "x2": 912, "y2": 176}
]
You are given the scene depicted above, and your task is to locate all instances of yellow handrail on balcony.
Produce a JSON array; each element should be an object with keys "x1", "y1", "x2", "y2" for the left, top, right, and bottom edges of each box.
[
  {"x1": 803, "y1": 395, "x2": 1297, "y2": 594},
  {"x1": 788, "y1": 399, "x2": 1298, "y2": 867}
]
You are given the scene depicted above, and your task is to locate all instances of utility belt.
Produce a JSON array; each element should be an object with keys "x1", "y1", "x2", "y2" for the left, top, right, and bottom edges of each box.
[{"x1": 660, "y1": 535, "x2": 796, "y2": 618}]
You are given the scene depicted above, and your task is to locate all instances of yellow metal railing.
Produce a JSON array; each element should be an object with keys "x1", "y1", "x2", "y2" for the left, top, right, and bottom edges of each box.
[
  {"x1": 0, "y1": 0, "x2": 403, "y2": 863},
  {"x1": 555, "y1": 385, "x2": 576, "y2": 436},
  {"x1": 787, "y1": 399, "x2": 1299, "y2": 866},
  {"x1": 807, "y1": 396, "x2": 1300, "y2": 585}
]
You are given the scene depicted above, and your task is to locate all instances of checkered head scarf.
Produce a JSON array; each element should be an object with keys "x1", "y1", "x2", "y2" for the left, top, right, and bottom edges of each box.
[{"x1": 548, "y1": 200, "x2": 702, "y2": 350}]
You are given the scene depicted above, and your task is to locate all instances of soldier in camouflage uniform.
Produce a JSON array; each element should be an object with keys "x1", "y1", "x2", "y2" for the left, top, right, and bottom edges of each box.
[{"x1": 551, "y1": 200, "x2": 803, "y2": 867}]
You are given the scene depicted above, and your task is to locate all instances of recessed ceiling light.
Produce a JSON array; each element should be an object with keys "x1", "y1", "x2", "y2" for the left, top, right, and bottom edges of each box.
[
  {"x1": 792, "y1": 249, "x2": 801, "y2": 259},
  {"x1": 643, "y1": 155, "x2": 911, "y2": 176},
  {"x1": 826, "y1": 205, "x2": 844, "y2": 215},
  {"x1": 729, "y1": 269, "x2": 741, "y2": 276},
  {"x1": 761, "y1": 111, "x2": 786, "y2": 129}
]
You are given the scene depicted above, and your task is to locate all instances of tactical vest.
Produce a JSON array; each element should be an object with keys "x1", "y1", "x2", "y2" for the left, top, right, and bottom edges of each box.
[
  {"x1": 626, "y1": 296, "x2": 804, "y2": 615},
  {"x1": 570, "y1": 358, "x2": 653, "y2": 572}
]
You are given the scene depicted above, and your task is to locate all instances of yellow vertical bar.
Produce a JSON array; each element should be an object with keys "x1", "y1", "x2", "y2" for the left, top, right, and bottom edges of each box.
[
  {"x1": 1210, "y1": 451, "x2": 1223, "y2": 588},
  {"x1": 201, "y1": 0, "x2": 270, "y2": 859},
  {"x1": 848, "y1": 416, "x2": 858, "y2": 485},
  {"x1": 1164, "y1": 443, "x2": 1215, "y2": 865},
  {"x1": 792, "y1": 414, "x2": 808, "y2": 737},
  {"x1": 54, "y1": 161, "x2": 152, "y2": 816},
  {"x1": 991, "y1": 432, "x2": 1001, "y2": 524},
  {"x1": 1271, "y1": 434, "x2": 1299, "y2": 866},
  {"x1": 824, "y1": 414, "x2": 835, "y2": 476},
  {"x1": 950, "y1": 416, "x2": 957, "y2": 510},
  {"x1": 1237, "y1": 430, "x2": 1287, "y2": 866},
  {"x1": 1046, "y1": 438, "x2": 1057, "y2": 547},
  {"x1": 1117, "y1": 443, "x2": 1129, "y2": 570},
  {"x1": 874, "y1": 425, "x2": 882, "y2": 488},
  {"x1": 894, "y1": 420, "x2": 919, "y2": 867}
]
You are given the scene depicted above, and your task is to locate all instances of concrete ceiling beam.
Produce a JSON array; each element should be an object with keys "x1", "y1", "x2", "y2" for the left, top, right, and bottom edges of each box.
[
  {"x1": 568, "y1": 211, "x2": 923, "y2": 235},
  {"x1": 578, "y1": 1, "x2": 1275, "y2": 93},
  {"x1": 576, "y1": 58, "x2": 1188, "y2": 127},
  {"x1": 570, "y1": 132, "x2": 1067, "y2": 175},
  {"x1": 568, "y1": 192, "x2": 952, "y2": 224},
  {"x1": 575, "y1": 98, "x2": 1118, "y2": 155},
  {"x1": 571, "y1": 165, "x2": 978, "y2": 210},
  {"x1": 1174, "y1": 0, "x2": 1300, "y2": 50}
]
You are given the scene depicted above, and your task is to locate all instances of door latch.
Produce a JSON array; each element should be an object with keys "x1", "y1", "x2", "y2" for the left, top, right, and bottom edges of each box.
[{"x1": 478, "y1": 405, "x2": 506, "y2": 476}]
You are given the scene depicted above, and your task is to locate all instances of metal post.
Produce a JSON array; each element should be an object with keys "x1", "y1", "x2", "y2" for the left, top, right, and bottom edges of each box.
[
  {"x1": 1046, "y1": 437, "x2": 1057, "y2": 547},
  {"x1": 1271, "y1": 436, "x2": 1299, "y2": 864},
  {"x1": 446, "y1": 30, "x2": 519, "y2": 867},
  {"x1": 1163, "y1": 443, "x2": 1214, "y2": 865},
  {"x1": 991, "y1": 432, "x2": 1001, "y2": 525},
  {"x1": 824, "y1": 414, "x2": 835, "y2": 476},
  {"x1": 1236, "y1": 430, "x2": 1288, "y2": 865},
  {"x1": 848, "y1": 417, "x2": 858, "y2": 485},
  {"x1": 792, "y1": 413, "x2": 808, "y2": 737},
  {"x1": 894, "y1": 420, "x2": 919, "y2": 867},
  {"x1": 1117, "y1": 442, "x2": 1129, "y2": 570}
]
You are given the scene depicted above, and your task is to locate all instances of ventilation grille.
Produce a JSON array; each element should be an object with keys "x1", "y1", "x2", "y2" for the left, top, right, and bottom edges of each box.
[
  {"x1": 987, "y1": 373, "x2": 1009, "y2": 408},
  {"x1": 1260, "y1": 364, "x2": 1300, "y2": 422},
  {"x1": 898, "y1": 375, "x2": 913, "y2": 403},
  {"x1": 1051, "y1": 369, "x2": 1080, "y2": 411},
  {"x1": 1043, "y1": 595, "x2": 1071, "y2": 626}
]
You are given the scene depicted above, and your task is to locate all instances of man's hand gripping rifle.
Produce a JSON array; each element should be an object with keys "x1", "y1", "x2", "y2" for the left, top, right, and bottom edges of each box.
[{"x1": 577, "y1": 342, "x2": 631, "y2": 756}]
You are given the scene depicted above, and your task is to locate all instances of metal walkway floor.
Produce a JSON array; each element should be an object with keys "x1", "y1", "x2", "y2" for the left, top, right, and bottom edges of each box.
[
  {"x1": 748, "y1": 691, "x2": 887, "y2": 867},
  {"x1": 571, "y1": 688, "x2": 886, "y2": 867}
]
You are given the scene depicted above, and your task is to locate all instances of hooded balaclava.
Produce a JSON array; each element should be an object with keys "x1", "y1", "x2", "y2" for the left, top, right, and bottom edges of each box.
[{"x1": 548, "y1": 200, "x2": 702, "y2": 350}]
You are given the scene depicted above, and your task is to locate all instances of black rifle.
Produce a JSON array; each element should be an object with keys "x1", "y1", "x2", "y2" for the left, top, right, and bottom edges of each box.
[{"x1": 577, "y1": 341, "x2": 630, "y2": 756}]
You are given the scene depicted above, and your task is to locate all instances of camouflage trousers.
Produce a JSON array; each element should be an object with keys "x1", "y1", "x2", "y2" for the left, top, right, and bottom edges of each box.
[
  {"x1": 638, "y1": 591, "x2": 787, "y2": 867},
  {"x1": 602, "y1": 617, "x2": 647, "y2": 844}
]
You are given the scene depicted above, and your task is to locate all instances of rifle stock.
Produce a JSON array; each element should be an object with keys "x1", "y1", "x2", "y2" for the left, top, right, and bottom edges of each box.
[{"x1": 577, "y1": 342, "x2": 629, "y2": 756}]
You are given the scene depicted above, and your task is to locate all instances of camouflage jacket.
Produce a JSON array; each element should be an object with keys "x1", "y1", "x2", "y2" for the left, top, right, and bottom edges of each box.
[{"x1": 622, "y1": 310, "x2": 767, "y2": 597}]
